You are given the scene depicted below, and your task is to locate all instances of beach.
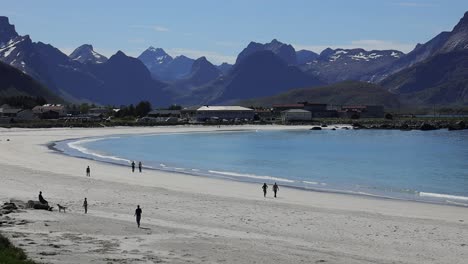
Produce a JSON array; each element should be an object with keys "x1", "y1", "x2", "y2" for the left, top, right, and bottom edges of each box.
[{"x1": 0, "y1": 125, "x2": 467, "y2": 264}]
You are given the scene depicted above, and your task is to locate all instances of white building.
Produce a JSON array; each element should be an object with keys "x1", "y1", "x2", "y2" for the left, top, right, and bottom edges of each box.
[
  {"x1": 196, "y1": 106, "x2": 254, "y2": 121},
  {"x1": 281, "y1": 109, "x2": 312, "y2": 123}
]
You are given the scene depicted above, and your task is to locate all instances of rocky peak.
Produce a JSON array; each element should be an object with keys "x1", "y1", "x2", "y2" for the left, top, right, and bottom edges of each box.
[
  {"x1": 69, "y1": 44, "x2": 107, "y2": 64},
  {"x1": 0, "y1": 16, "x2": 19, "y2": 45}
]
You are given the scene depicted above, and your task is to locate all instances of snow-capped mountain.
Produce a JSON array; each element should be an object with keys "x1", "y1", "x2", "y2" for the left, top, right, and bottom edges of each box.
[
  {"x1": 69, "y1": 44, "x2": 108, "y2": 64},
  {"x1": 137, "y1": 47, "x2": 195, "y2": 81},
  {"x1": 301, "y1": 48, "x2": 404, "y2": 83},
  {"x1": 137, "y1": 46, "x2": 173, "y2": 70},
  {"x1": 0, "y1": 16, "x2": 169, "y2": 105}
]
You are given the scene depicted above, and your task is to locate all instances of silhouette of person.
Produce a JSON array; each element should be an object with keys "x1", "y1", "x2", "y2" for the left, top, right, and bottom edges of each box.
[
  {"x1": 273, "y1": 182, "x2": 279, "y2": 198},
  {"x1": 131, "y1": 161, "x2": 135, "y2": 173},
  {"x1": 262, "y1": 183, "x2": 268, "y2": 197},
  {"x1": 86, "y1": 166, "x2": 91, "y2": 177},
  {"x1": 83, "y1": 198, "x2": 88, "y2": 214},
  {"x1": 138, "y1": 162, "x2": 142, "y2": 173},
  {"x1": 134, "y1": 205, "x2": 142, "y2": 228},
  {"x1": 38, "y1": 191, "x2": 48, "y2": 205}
]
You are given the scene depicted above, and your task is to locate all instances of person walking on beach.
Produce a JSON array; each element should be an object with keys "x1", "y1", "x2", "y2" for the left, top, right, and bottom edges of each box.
[
  {"x1": 273, "y1": 182, "x2": 279, "y2": 198},
  {"x1": 134, "y1": 205, "x2": 142, "y2": 228},
  {"x1": 262, "y1": 183, "x2": 268, "y2": 197},
  {"x1": 138, "y1": 161, "x2": 142, "y2": 173},
  {"x1": 131, "y1": 161, "x2": 136, "y2": 173},
  {"x1": 83, "y1": 198, "x2": 88, "y2": 214},
  {"x1": 38, "y1": 191, "x2": 48, "y2": 205},
  {"x1": 86, "y1": 166, "x2": 91, "y2": 177}
]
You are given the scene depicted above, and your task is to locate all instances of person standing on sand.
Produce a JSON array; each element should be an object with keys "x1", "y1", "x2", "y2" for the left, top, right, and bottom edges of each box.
[
  {"x1": 131, "y1": 161, "x2": 135, "y2": 173},
  {"x1": 138, "y1": 161, "x2": 142, "y2": 173},
  {"x1": 86, "y1": 166, "x2": 91, "y2": 177},
  {"x1": 262, "y1": 183, "x2": 268, "y2": 197},
  {"x1": 273, "y1": 182, "x2": 279, "y2": 198},
  {"x1": 134, "y1": 205, "x2": 142, "y2": 228},
  {"x1": 83, "y1": 198, "x2": 88, "y2": 214}
]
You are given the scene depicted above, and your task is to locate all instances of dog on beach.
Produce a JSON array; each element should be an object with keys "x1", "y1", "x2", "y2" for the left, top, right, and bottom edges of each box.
[{"x1": 57, "y1": 204, "x2": 67, "y2": 213}]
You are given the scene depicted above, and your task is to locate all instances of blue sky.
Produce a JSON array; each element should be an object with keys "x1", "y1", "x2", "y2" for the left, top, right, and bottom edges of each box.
[{"x1": 2, "y1": 0, "x2": 468, "y2": 64}]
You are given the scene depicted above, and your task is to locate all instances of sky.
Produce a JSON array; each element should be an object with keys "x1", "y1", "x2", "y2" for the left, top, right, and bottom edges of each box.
[{"x1": 2, "y1": 0, "x2": 468, "y2": 64}]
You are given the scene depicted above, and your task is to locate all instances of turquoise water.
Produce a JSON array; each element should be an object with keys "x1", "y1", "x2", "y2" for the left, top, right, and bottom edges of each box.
[{"x1": 56, "y1": 129, "x2": 468, "y2": 205}]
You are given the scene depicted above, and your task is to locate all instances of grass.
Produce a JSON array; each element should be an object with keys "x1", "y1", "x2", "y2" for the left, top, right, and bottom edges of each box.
[{"x1": 0, "y1": 234, "x2": 37, "y2": 264}]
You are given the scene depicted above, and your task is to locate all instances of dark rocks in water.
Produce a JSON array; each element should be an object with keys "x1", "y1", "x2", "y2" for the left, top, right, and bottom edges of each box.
[
  {"x1": 400, "y1": 123, "x2": 410, "y2": 130},
  {"x1": 310, "y1": 126, "x2": 322, "y2": 130},
  {"x1": 321, "y1": 124, "x2": 328, "y2": 127},
  {"x1": 449, "y1": 121, "x2": 466, "y2": 130},
  {"x1": 331, "y1": 128, "x2": 336, "y2": 130},
  {"x1": 420, "y1": 123, "x2": 437, "y2": 131}
]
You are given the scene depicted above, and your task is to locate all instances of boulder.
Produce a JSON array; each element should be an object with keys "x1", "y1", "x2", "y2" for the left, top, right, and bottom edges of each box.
[
  {"x1": 420, "y1": 123, "x2": 437, "y2": 131},
  {"x1": 310, "y1": 126, "x2": 322, "y2": 130},
  {"x1": 27, "y1": 200, "x2": 52, "y2": 211}
]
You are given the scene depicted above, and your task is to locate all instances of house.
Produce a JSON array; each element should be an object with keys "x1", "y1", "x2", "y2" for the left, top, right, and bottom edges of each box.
[
  {"x1": 281, "y1": 109, "x2": 312, "y2": 123},
  {"x1": 196, "y1": 106, "x2": 254, "y2": 122},
  {"x1": 0, "y1": 105, "x2": 35, "y2": 121},
  {"x1": 32, "y1": 104, "x2": 66, "y2": 119},
  {"x1": 273, "y1": 104, "x2": 305, "y2": 114},
  {"x1": 147, "y1": 110, "x2": 181, "y2": 118},
  {"x1": 273, "y1": 102, "x2": 337, "y2": 118},
  {"x1": 340, "y1": 105, "x2": 384, "y2": 118},
  {"x1": 180, "y1": 106, "x2": 201, "y2": 120},
  {"x1": 88, "y1": 107, "x2": 109, "y2": 116}
]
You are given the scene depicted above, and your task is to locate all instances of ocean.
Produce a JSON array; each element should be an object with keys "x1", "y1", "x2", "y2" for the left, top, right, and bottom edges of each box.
[{"x1": 54, "y1": 128, "x2": 468, "y2": 205}]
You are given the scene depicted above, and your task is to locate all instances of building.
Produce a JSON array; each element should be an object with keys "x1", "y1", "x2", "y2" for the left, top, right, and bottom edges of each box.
[
  {"x1": 88, "y1": 107, "x2": 109, "y2": 115},
  {"x1": 147, "y1": 110, "x2": 181, "y2": 118},
  {"x1": 281, "y1": 109, "x2": 312, "y2": 123},
  {"x1": 0, "y1": 105, "x2": 36, "y2": 121},
  {"x1": 180, "y1": 106, "x2": 201, "y2": 120},
  {"x1": 339, "y1": 105, "x2": 384, "y2": 118},
  {"x1": 196, "y1": 106, "x2": 254, "y2": 121},
  {"x1": 273, "y1": 104, "x2": 305, "y2": 114},
  {"x1": 33, "y1": 104, "x2": 67, "y2": 119}
]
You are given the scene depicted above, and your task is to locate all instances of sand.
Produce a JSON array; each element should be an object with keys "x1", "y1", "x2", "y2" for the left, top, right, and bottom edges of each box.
[{"x1": 0, "y1": 125, "x2": 467, "y2": 264}]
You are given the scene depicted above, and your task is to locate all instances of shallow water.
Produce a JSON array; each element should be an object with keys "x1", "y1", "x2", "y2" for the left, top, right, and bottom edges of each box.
[{"x1": 56, "y1": 129, "x2": 468, "y2": 205}]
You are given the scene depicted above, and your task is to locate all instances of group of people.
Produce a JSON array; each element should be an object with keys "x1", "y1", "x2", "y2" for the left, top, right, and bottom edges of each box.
[
  {"x1": 38, "y1": 191, "x2": 88, "y2": 214},
  {"x1": 84, "y1": 161, "x2": 143, "y2": 177},
  {"x1": 262, "y1": 182, "x2": 279, "y2": 198},
  {"x1": 131, "y1": 161, "x2": 143, "y2": 173},
  {"x1": 74, "y1": 164, "x2": 279, "y2": 229}
]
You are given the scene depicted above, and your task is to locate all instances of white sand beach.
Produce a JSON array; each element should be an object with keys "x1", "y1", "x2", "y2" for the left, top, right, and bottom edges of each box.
[{"x1": 0, "y1": 125, "x2": 467, "y2": 264}]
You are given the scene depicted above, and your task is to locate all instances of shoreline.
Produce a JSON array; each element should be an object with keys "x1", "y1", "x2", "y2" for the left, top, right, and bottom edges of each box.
[
  {"x1": 1, "y1": 125, "x2": 467, "y2": 264},
  {"x1": 51, "y1": 127, "x2": 468, "y2": 208}
]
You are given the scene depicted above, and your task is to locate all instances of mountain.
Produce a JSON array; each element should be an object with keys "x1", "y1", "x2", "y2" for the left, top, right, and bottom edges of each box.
[
  {"x1": 380, "y1": 50, "x2": 468, "y2": 106},
  {"x1": 0, "y1": 60, "x2": 61, "y2": 102},
  {"x1": 302, "y1": 48, "x2": 404, "y2": 83},
  {"x1": 367, "y1": 11, "x2": 468, "y2": 82},
  {"x1": 137, "y1": 47, "x2": 194, "y2": 81},
  {"x1": 176, "y1": 51, "x2": 323, "y2": 105},
  {"x1": 85, "y1": 51, "x2": 169, "y2": 105},
  {"x1": 236, "y1": 39, "x2": 297, "y2": 65},
  {"x1": 217, "y1": 62, "x2": 233, "y2": 75},
  {"x1": 239, "y1": 81, "x2": 400, "y2": 109},
  {"x1": 296, "y1": 49, "x2": 319, "y2": 64},
  {"x1": 137, "y1": 47, "x2": 173, "y2": 78},
  {"x1": 69, "y1": 44, "x2": 108, "y2": 64},
  {"x1": 161, "y1": 55, "x2": 195, "y2": 81},
  {"x1": 0, "y1": 17, "x2": 18, "y2": 45},
  {"x1": 165, "y1": 57, "x2": 222, "y2": 100},
  {"x1": 0, "y1": 17, "x2": 169, "y2": 106}
]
